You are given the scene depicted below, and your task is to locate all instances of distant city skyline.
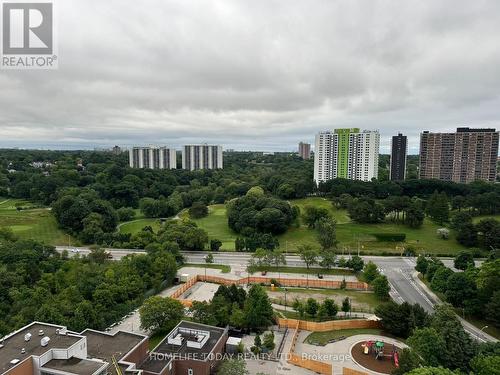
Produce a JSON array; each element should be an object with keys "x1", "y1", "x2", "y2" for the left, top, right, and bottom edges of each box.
[
  {"x1": 3, "y1": 126, "x2": 498, "y2": 156},
  {"x1": 1, "y1": 1, "x2": 500, "y2": 154}
]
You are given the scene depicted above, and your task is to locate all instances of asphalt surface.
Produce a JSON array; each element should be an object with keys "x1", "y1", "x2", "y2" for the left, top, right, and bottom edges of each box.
[{"x1": 55, "y1": 246, "x2": 496, "y2": 342}]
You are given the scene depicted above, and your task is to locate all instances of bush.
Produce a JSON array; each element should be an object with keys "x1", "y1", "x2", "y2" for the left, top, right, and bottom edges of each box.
[
  {"x1": 371, "y1": 233, "x2": 406, "y2": 242},
  {"x1": 436, "y1": 228, "x2": 449, "y2": 240},
  {"x1": 117, "y1": 207, "x2": 136, "y2": 222},
  {"x1": 189, "y1": 202, "x2": 209, "y2": 219},
  {"x1": 263, "y1": 332, "x2": 275, "y2": 350}
]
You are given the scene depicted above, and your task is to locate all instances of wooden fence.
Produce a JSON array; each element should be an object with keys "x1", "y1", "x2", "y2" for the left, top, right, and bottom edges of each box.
[
  {"x1": 278, "y1": 318, "x2": 381, "y2": 332},
  {"x1": 172, "y1": 275, "x2": 370, "y2": 315},
  {"x1": 286, "y1": 321, "x2": 333, "y2": 375},
  {"x1": 342, "y1": 368, "x2": 369, "y2": 375},
  {"x1": 170, "y1": 276, "x2": 198, "y2": 299},
  {"x1": 170, "y1": 277, "x2": 374, "y2": 375},
  {"x1": 196, "y1": 274, "x2": 369, "y2": 291},
  {"x1": 279, "y1": 318, "x2": 377, "y2": 375}
]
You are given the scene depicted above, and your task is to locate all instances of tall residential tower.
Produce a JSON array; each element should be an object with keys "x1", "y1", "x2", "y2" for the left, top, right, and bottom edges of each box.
[
  {"x1": 182, "y1": 144, "x2": 223, "y2": 170},
  {"x1": 314, "y1": 128, "x2": 379, "y2": 184},
  {"x1": 419, "y1": 127, "x2": 499, "y2": 183},
  {"x1": 390, "y1": 133, "x2": 407, "y2": 181},
  {"x1": 298, "y1": 142, "x2": 311, "y2": 159},
  {"x1": 129, "y1": 146, "x2": 177, "y2": 169}
]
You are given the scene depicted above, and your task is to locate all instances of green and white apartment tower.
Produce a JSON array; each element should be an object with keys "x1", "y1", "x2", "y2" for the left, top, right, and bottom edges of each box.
[{"x1": 314, "y1": 128, "x2": 380, "y2": 184}]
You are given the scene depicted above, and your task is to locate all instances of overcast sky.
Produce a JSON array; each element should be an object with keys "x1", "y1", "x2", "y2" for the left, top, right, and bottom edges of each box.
[{"x1": 1, "y1": 0, "x2": 499, "y2": 153}]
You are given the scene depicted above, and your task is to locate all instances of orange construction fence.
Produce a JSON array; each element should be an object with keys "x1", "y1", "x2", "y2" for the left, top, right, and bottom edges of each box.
[
  {"x1": 277, "y1": 318, "x2": 381, "y2": 332},
  {"x1": 286, "y1": 321, "x2": 333, "y2": 375},
  {"x1": 342, "y1": 368, "x2": 369, "y2": 375},
  {"x1": 196, "y1": 274, "x2": 370, "y2": 291}
]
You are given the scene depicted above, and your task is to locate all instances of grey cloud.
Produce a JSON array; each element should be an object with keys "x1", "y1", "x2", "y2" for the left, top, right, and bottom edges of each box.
[{"x1": 1, "y1": 0, "x2": 499, "y2": 152}]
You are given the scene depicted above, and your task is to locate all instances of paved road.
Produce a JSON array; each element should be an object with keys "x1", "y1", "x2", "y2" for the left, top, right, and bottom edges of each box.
[{"x1": 55, "y1": 246, "x2": 496, "y2": 342}]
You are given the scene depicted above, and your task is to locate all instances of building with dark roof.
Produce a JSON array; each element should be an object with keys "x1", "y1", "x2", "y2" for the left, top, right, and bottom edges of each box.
[
  {"x1": 0, "y1": 321, "x2": 228, "y2": 375},
  {"x1": 0, "y1": 322, "x2": 146, "y2": 375},
  {"x1": 139, "y1": 321, "x2": 228, "y2": 375},
  {"x1": 390, "y1": 133, "x2": 407, "y2": 181}
]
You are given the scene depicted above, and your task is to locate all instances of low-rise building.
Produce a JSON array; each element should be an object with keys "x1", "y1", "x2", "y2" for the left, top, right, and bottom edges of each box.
[
  {"x1": 0, "y1": 321, "x2": 228, "y2": 375},
  {"x1": 139, "y1": 321, "x2": 228, "y2": 375},
  {"x1": 0, "y1": 322, "x2": 147, "y2": 375}
]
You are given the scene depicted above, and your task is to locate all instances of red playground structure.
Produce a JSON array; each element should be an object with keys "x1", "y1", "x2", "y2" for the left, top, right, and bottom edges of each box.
[{"x1": 361, "y1": 340, "x2": 399, "y2": 368}]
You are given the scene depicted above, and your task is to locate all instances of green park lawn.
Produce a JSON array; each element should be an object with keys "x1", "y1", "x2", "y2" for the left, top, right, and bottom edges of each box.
[
  {"x1": 182, "y1": 197, "x2": 468, "y2": 255},
  {"x1": 280, "y1": 217, "x2": 468, "y2": 255},
  {"x1": 180, "y1": 204, "x2": 238, "y2": 250},
  {"x1": 0, "y1": 198, "x2": 71, "y2": 245},
  {"x1": 118, "y1": 218, "x2": 162, "y2": 234},
  {"x1": 183, "y1": 263, "x2": 231, "y2": 273},
  {"x1": 291, "y1": 197, "x2": 351, "y2": 224},
  {"x1": 304, "y1": 328, "x2": 403, "y2": 345}
]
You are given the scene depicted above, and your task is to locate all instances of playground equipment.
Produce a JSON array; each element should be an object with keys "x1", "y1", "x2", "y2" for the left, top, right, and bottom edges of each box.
[
  {"x1": 393, "y1": 350, "x2": 399, "y2": 368},
  {"x1": 361, "y1": 340, "x2": 399, "y2": 367}
]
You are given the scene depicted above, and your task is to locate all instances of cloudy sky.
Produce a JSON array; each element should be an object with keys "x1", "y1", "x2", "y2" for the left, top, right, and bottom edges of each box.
[{"x1": 1, "y1": 0, "x2": 499, "y2": 153}]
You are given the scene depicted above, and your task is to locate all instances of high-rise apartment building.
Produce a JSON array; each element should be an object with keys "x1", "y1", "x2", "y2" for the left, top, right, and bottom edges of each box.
[
  {"x1": 390, "y1": 133, "x2": 407, "y2": 181},
  {"x1": 182, "y1": 144, "x2": 223, "y2": 170},
  {"x1": 314, "y1": 128, "x2": 379, "y2": 184},
  {"x1": 129, "y1": 146, "x2": 177, "y2": 169},
  {"x1": 298, "y1": 142, "x2": 311, "y2": 159},
  {"x1": 419, "y1": 127, "x2": 499, "y2": 183}
]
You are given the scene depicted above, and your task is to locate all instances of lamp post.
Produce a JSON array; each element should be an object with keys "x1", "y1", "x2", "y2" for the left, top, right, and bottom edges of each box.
[{"x1": 480, "y1": 325, "x2": 489, "y2": 332}]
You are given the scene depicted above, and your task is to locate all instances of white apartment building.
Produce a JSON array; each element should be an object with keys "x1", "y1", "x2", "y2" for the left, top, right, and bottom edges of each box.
[
  {"x1": 129, "y1": 146, "x2": 177, "y2": 169},
  {"x1": 313, "y1": 129, "x2": 379, "y2": 184},
  {"x1": 182, "y1": 145, "x2": 223, "y2": 170}
]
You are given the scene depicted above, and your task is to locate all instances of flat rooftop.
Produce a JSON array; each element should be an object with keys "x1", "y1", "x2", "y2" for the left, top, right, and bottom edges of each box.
[
  {"x1": 81, "y1": 329, "x2": 146, "y2": 375},
  {"x1": 41, "y1": 358, "x2": 106, "y2": 375},
  {"x1": 138, "y1": 321, "x2": 226, "y2": 374},
  {"x1": 0, "y1": 323, "x2": 83, "y2": 374}
]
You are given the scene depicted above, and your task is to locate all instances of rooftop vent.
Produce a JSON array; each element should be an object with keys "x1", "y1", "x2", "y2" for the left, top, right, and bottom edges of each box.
[
  {"x1": 41, "y1": 337, "x2": 50, "y2": 347},
  {"x1": 38, "y1": 330, "x2": 44, "y2": 336},
  {"x1": 21, "y1": 348, "x2": 25, "y2": 354},
  {"x1": 10, "y1": 359, "x2": 20, "y2": 365},
  {"x1": 24, "y1": 333, "x2": 32, "y2": 342}
]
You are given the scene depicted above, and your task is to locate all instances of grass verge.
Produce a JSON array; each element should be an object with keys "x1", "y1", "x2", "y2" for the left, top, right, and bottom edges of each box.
[
  {"x1": 256, "y1": 266, "x2": 356, "y2": 277},
  {"x1": 183, "y1": 263, "x2": 231, "y2": 273}
]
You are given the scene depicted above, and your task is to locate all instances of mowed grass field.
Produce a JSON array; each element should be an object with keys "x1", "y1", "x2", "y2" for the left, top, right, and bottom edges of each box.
[
  {"x1": 118, "y1": 218, "x2": 162, "y2": 234},
  {"x1": 180, "y1": 204, "x2": 237, "y2": 249},
  {"x1": 182, "y1": 197, "x2": 470, "y2": 255},
  {"x1": 0, "y1": 198, "x2": 70, "y2": 245}
]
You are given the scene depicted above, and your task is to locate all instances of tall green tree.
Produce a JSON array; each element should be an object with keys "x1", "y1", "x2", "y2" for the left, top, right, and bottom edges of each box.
[
  {"x1": 139, "y1": 296, "x2": 184, "y2": 334},
  {"x1": 243, "y1": 285, "x2": 273, "y2": 330},
  {"x1": 426, "y1": 191, "x2": 449, "y2": 225},
  {"x1": 407, "y1": 327, "x2": 445, "y2": 366},
  {"x1": 315, "y1": 217, "x2": 337, "y2": 250}
]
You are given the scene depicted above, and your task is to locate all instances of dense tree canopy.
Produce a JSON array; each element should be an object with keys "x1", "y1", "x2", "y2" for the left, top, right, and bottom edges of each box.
[
  {"x1": 0, "y1": 231, "x2": 178, "y2": 335},
  {"x1": 227, "y1": 191, "x2": 298, "y2": 235}
]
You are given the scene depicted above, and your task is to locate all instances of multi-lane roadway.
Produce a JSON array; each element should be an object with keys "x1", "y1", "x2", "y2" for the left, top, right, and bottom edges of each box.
[{"x1": 55, "y1": 246, "x2": 496, "y2": 342}]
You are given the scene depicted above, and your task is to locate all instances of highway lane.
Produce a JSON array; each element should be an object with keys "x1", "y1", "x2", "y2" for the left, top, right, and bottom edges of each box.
[{"x1": 55, "y1": 246, "x2": 496, "y2": 342}]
